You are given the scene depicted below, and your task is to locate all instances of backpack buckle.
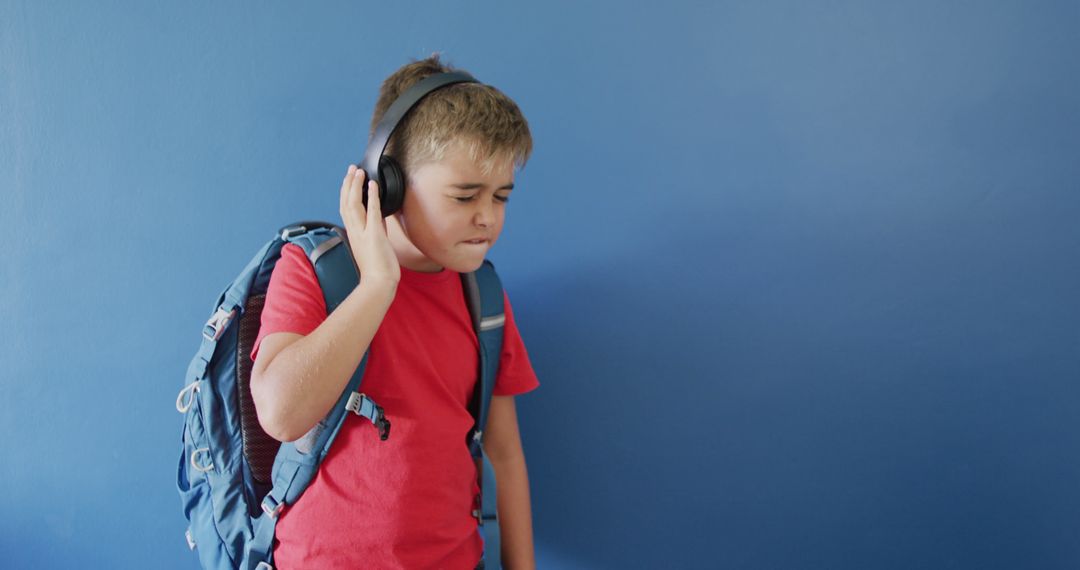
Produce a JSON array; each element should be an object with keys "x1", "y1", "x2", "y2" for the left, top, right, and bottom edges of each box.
[
  {"x1": 375, "y1": 415, "x2": 392, "y2": 441},
  {"x1": 280, "y1": 225, "x2": 308, "y2": 240},
  {"x1": 472, "y1": 508, "x2": 496, "y2": 526},
  {"x1": 202, "y1": 307, "x2": 237, "y2": 342},
  {"x1": 261, "y1": 496, "x2": 284, "y2": 519},
  {"x1": 346, "y1": 392, "x2": 392, "y2": 441}
]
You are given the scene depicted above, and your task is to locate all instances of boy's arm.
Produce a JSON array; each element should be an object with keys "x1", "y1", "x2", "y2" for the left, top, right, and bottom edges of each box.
[
  {"x1": 251, "y1": 277, "x2": 397, "y2": 442},
  {"x1": 251, "y1": 168, "x2": 400, "y2": 443},
  {"x1": 485, "y1": 394, "x2": 536, "y2": 570}
]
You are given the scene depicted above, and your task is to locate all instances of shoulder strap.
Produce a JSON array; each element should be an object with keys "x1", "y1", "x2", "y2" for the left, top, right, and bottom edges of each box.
[
  {"x1": 248, "y1": 223, "x2": 388, "y2": 570},
  {"x1": 461, "y1": 259, "x2": 506, "y2": 570},
  {"x1": 286, "y1": 225, "x2": 354, "y2": 312},
  {"x1": 461, "y1": 260, "x2": 506, "y2": 449}
]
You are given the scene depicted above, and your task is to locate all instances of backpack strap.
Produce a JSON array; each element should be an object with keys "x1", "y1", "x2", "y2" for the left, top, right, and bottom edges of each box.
[
  {"x1": 248, "y1": 224, "x2": 389, "y2": 570},
  {"x1": 461, "y1": 260, "x2": 506, "y2": 570}
]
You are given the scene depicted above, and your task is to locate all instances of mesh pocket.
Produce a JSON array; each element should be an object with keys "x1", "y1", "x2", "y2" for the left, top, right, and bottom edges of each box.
[{"x1": 236, "y1": 293, "x2": 281, "y2": 484}]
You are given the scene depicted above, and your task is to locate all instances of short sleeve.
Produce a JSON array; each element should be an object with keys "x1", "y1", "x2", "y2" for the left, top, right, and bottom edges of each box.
[
  {"x1": 492, "y1": 291, "x2": 540, "y2": 396},
  {"x1": 249, "y1": 243, "x2": 328, "y2": 362}
]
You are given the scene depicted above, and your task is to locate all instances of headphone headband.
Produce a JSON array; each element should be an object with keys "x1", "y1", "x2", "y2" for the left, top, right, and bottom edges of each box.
[{"x1": 360, "y1": 71, "x2": 480, "y2": 178}]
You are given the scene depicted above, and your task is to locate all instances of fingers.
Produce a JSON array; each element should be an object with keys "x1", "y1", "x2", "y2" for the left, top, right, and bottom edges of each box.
[
  {"x1": 338, "y1": 164, "x2": 387, "y2": 237},
  {"x1": 366, "y1": 179, "x2": 382, "y2": 227},
  {"x1": 340, "y1": 164, "x2": 361, "y2": 214},
  {"x1": 348, "y1": 165, "x2": 370, "y2": 227}
]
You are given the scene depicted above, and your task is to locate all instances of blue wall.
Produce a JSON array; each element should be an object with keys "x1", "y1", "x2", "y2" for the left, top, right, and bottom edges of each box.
[{"x1": 3, "y1": 1, "x2": 1079, "y2": 568}]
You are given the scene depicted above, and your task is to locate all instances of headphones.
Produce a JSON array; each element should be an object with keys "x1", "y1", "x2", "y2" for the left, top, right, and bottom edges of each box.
[{"x1": 359, "y1": 71, "x2": 480, "y2": 218}]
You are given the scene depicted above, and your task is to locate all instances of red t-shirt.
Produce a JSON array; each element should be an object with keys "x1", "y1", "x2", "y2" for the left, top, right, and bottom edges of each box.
[{"x1": 251, "y1": 243, "x2": 539, "y2": 569}]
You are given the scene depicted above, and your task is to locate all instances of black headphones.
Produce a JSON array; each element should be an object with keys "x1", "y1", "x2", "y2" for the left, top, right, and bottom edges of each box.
[{"x1": 359, "y1": 71, "x2": 480, "y2": 217}]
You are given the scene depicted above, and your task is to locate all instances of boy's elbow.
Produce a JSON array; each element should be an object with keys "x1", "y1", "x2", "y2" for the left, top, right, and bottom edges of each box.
[
  {"x1": 251, "y1": 369, "x2": 301, "y2": 443},
  {"x1": 259, "y1": 413, "x2": 301, "y2": 444}
]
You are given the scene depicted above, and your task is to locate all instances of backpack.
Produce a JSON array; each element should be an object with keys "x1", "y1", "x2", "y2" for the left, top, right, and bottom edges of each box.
[{"x1": 176, "y1": 221, "x2": 507, "y2": 569}]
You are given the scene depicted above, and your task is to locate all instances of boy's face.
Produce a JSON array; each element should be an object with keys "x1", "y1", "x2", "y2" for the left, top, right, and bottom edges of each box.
[{"x1": 387, "y1": 141, "x2": 515, "y2": 273}]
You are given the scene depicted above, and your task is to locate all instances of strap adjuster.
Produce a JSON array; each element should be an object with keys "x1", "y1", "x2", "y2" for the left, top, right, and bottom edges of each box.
[
  {"x1": 375, "y1": 415, "x2": 391, "y2": 441},
  {"x1": 472, "y1": 508, "x2": 497, "y2": 525},
  {"x1": 346, "y1": 392, "x2": 392, "y2": 441},
  {"x1": 202, "y1": 307, "x2": 237, "y2": 341},
  {"x1": 261, "y1": 496, "x2": 284, "y2": 519},
  {"x1": 472, "y1": 493, "x2": 497, "y2": 525},
  {"x1": 280, "y1": 225, "x2": 308, "y2": 240},
  {"x1": 479, "y1": 313, "x2": 505, "y2": 332},
  {"x1": 468, "y1": 429, "x2": 484, "y2": 457}
]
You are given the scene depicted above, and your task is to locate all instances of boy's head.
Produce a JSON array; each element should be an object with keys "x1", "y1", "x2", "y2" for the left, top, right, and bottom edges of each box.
[
  {"x1": 371, "y1": 53, "x2": 533, "y2": 274},
  {"x1": 370, "y1": 53, "x2": 532, "y2": 179}
]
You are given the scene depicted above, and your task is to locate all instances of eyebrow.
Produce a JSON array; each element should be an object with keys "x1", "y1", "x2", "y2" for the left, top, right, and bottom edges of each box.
[{"x1": 451, "y1": 182, "x2": 515, "y2": 191}]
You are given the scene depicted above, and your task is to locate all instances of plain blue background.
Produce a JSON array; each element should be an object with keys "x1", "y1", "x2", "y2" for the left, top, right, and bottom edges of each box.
[{"x1": 3, "y1": 1, "x2": 1079, "y2": 568}]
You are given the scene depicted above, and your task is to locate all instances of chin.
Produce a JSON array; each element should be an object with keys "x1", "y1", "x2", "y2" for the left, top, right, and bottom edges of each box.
[
  {"x1": 454, "y1": 260, "x2": 486, "y2": 273},
  {"x1": 441, "y1": 256, "x2": 486, "y2": 274}
]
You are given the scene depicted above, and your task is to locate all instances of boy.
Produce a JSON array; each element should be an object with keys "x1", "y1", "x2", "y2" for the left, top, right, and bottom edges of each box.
[{"x1": 248, "y1": 54, "x2": 538, "y2": 569}]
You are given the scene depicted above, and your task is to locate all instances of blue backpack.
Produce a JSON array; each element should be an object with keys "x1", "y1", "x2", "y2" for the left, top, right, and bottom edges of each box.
[{"x1": 176, "y1": 221, "x2": 506, "y2": 569}]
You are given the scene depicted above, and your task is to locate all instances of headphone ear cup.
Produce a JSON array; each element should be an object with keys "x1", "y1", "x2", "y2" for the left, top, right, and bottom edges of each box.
[{"x1": 378, "y1": 155, "x2": 406, "y2": 217}]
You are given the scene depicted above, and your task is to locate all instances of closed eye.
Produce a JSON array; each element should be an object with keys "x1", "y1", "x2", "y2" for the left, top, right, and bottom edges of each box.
[{"x1": 453, "y1": 195, "x2": 511, "y2": 203}]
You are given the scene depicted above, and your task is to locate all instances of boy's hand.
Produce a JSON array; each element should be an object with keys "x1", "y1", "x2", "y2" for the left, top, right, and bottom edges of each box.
[{"x1": 339, "y1": 164, "x2": 401, "y2": 287}]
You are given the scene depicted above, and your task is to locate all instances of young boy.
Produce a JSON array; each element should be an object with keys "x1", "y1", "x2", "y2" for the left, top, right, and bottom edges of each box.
[{"x1": 247, "y1": 54, "x2": 538, "y2": 569}]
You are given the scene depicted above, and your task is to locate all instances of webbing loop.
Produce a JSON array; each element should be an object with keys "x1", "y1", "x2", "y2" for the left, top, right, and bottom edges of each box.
[
  {"x1": 175, "y1": 380, "x2": 199, "y2": 413},
  {"x1": 190, "y1": 447, "x2": 213, "y2": 473}
]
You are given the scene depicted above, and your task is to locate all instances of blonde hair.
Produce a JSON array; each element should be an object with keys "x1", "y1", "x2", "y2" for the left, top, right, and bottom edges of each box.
[{"x1": 370, "y1": 53, "x2": 533, "y2": 178}]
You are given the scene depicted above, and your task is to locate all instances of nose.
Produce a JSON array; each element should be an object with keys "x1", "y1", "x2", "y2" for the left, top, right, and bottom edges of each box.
[{"x1": 473, "y1": 200, "x2": 494, "y2": 228}]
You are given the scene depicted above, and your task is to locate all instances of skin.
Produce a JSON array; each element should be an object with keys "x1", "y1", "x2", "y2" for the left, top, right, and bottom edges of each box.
[
  {"x1": 383, "y1": 142, "x2": 515, "y2": 274},
  {"x1": 253, "y1": 141, "x2": 535, "y2": 568}
]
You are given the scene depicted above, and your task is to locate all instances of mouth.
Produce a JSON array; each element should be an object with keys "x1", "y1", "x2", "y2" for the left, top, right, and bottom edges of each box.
[{"x1": 461, "y1": 238, "x2": 489, "y2": 245}]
